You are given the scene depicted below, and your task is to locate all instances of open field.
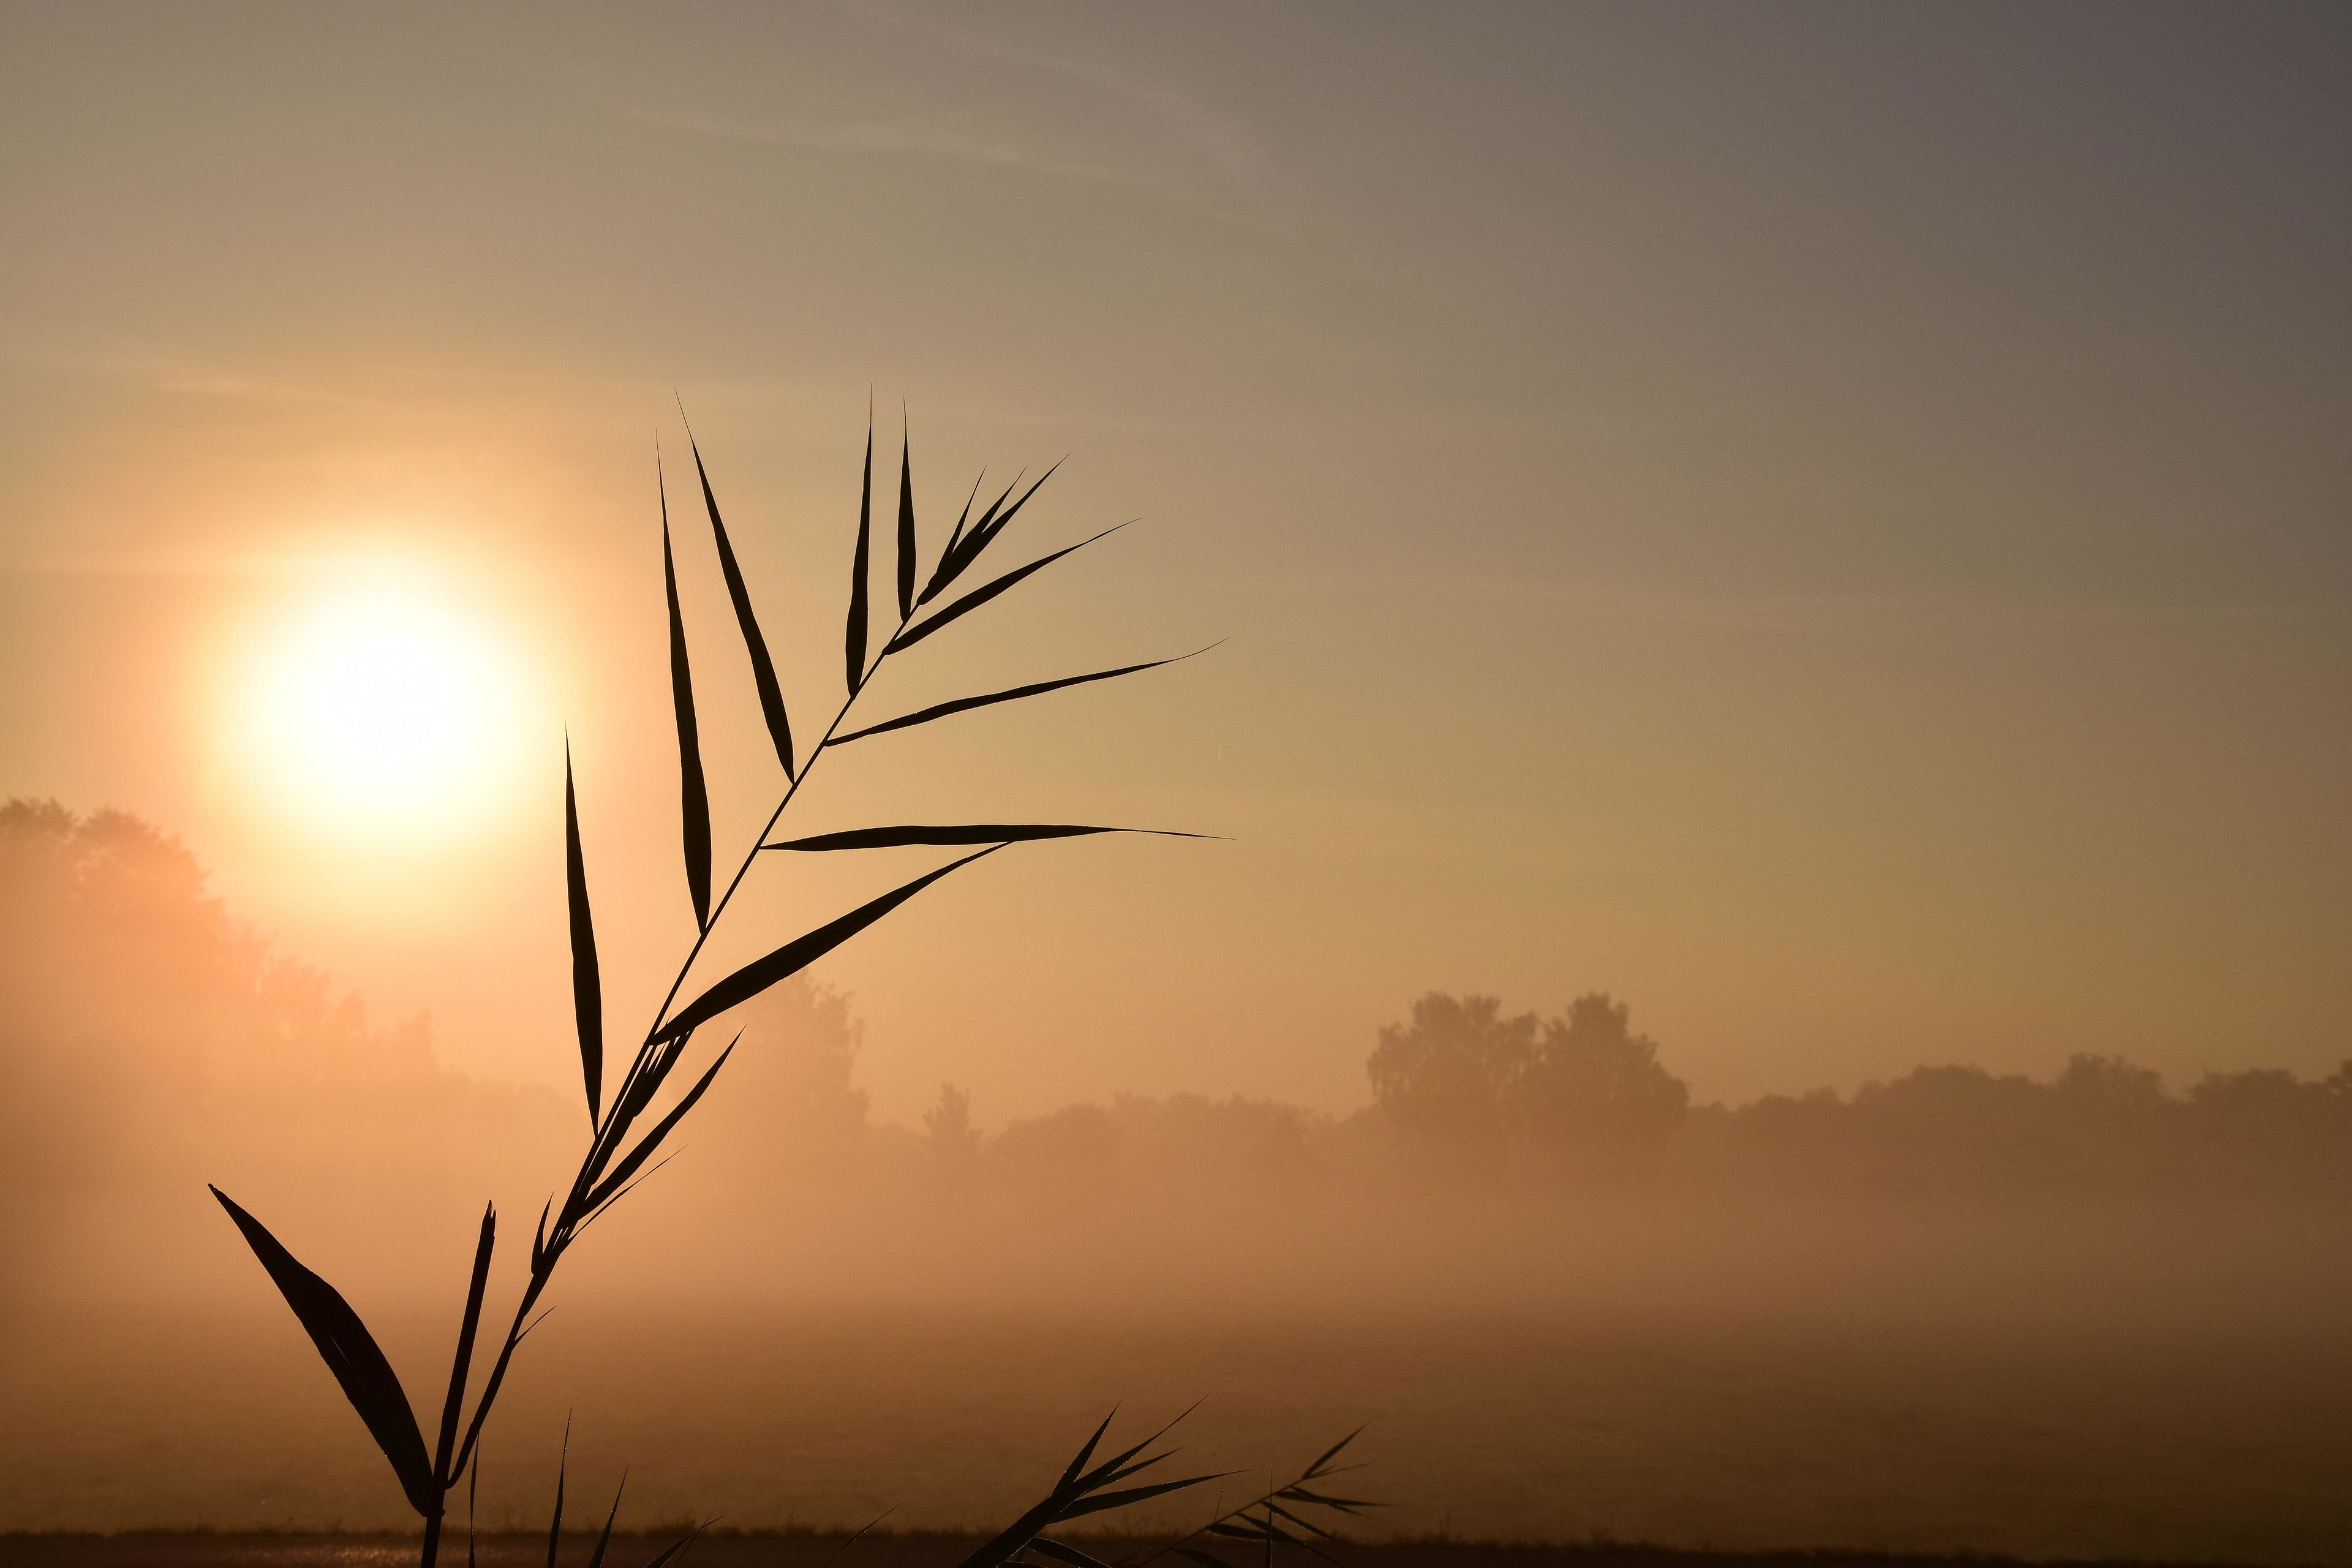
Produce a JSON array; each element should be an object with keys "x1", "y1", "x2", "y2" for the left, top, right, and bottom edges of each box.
[
  {"x1": 4, "y1": 1304, "x2": 2347, "y2": 1567},
  {"x1": 0, "y1": 1538, "x2": 2293, "y2": 1568}
]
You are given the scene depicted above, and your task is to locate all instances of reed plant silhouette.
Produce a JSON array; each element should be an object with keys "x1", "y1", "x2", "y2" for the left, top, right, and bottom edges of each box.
[{"x1": 205, "y1": 412, "x2": 1242, "y2": 1567}]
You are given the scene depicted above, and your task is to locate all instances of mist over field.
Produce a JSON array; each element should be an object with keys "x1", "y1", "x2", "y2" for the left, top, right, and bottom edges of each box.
[
  {"x1": 7, "y1": 800, "x2": 2348, "y2": 1561},
  {"x1": 5, "y1": 8, "x2": 2350, "y2": 1563}
]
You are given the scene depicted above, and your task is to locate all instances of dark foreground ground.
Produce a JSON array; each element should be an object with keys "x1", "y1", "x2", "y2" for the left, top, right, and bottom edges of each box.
[
  {"x1": 11, "y1": 1301, "x2": 2350, "y2": 1562},
  {"x1": 0, "y1": 1538, "x2": 2271, "y2": 1568}
]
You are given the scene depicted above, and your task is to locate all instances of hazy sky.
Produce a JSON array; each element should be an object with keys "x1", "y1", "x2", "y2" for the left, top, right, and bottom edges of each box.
[{"x1": 3, "y1": 1, "x2": 2346, "y2": 1123}]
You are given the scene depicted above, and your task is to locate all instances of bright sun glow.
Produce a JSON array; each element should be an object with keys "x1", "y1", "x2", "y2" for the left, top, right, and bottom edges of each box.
[{"x1": 238, "y1": 571, "x2": 532, "y2": 841}]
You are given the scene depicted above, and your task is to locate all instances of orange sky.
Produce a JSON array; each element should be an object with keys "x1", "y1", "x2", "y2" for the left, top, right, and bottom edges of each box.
[{"x1": 2, "y1": 2, "x2": 2346, "y2": 1124}]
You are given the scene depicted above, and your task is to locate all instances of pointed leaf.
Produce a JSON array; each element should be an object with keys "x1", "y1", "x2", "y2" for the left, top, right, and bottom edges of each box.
[
  {"x1": 924, "y1": 472, "x2": 1020, "y2": 603},
  {"x1": 1059, "y1": 1409, "x2": 1117, "y2": 1492},
  {"x1": 662, "y1": 472, "x2": 713, "y2": 930},
  {"x1": 924, "y1": 470, "x2": 987, "y2": 605},
  {"x1": 432, "y1": 1203, "x2": 497, "y2": 1490},
  {"x1": 565, "y1": 750, "x2": 603, "y2": 1127},
  {"x1": 935, "y1": 461, "x2": 1061, "y2": 602},
  {"x1": 1267, "y1": 1502, "x2": 1340, "y2": 1540},
  {"x1": 690, "y1": 435, "x2": 796, "y2": 778},
  {"x1": 895, "y1": 427, "x2": 917, "y2": 621},
  {"x1": 584, "y1": 1040, "x2": 736, "y2": 1211},
  {"x1": 957, "y1": 1494, "x2": 1069, "y2": 1568},
  {"x1": 655, "y1": 848, "x2": 1000, "y2": 1042},
  {"x1": 765, "y1": 823, "x2": 1212, "y2": 853},
  {"x1": 846, "y1": 421, "x2": 873, "y2": 692},
  {"x1": 211, "y1": 1186, "x2": 435, "y2": 1517},
  {"x1": 545, "y1": 1427, "x2": 567, "y2": 1568},
  {"x1": 892, "y1": 522, "x2": 1131, "y2": 654},
  {"x1": 965, "y1": 460, "x2": 1061, "y2": 563},
  {"x1": 1072, "y1": 1398, "x2": 1200, "y2": 1494},
  {"x1": 1055, "y1": 1473, "x2": 1227, "y2": 1521},
  {"x1": 1302, "y1": 1428, "x2": 1365, "y2": 1480},
  {"x1": 586, "y1": 1473, "x2": 627, "y2": 1568},
  {"x1": 1030, "y1": 1542, "x2": 1115, "y2": 1568},
  {"x1": 643, "y1": 1521, "x2": 712, "y2": 1568},
  {"x1": 829, "y1": 648, "x2": 1213, "y2": 747}
]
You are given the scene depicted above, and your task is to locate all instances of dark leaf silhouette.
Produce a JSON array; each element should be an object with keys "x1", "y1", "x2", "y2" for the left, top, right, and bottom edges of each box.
[
  {"x1": 545, "y1": 1427, "x2": 567, "y2": 1568},
  {"x1": 1058, "y1": 1476, "x2": 1226, "y2": 1520},
  {"x1": 829, "y1": 648, "x2": 1212, "y2": 747},
  {"x1": 643, "y1": 1523, "x2": 712, "y2": 1568},
  {"x1": 891, "y1": 522, "x2": 1132, "y2": 654},
  {"x1": 925, "y1": 461, "x2": 1061, "y2": 604},
  {"x1": 662, "y1": 469, "x2": 713, "y2": 930},
  {"x1": 586, "y1": 1473, "x2": 626, "y2": 1568},
  {"x1": 432, "y1": 1204, "x2": 497, "y2": 1491},
  {"x1": 209, "y1": 1186, "x2": 435, "y2": 1517},
  {"x1": 688, "y1": 432, "x2": 796, "y2": 779},
  {"x1": 564, "y1": 750, "x2": 602, "y2": 1127},
  {"x1": 846, "y1": 420, "x2": 873, "y2": 692},
  {"x1": 765, "y1": 823, "x2": 1212, "y2": 853},
  {"x1": 583, "y1": 1039, "x2": 736, "y2": 1212},
  {"x1": 655, "y1": 848, "x2": 1001, "y2": 1042},
  {"x1": 921, "y1": 471, "x2": 1020, "y2": 606},
  {"x1": 896, "y1": 428, "x2": 918, "y2": 621},
  {"x1": 964, "y1": 461, "x2": 1061, "y2": 562},
  {"x1": 1031, "y1": 1543, "x2": 1117, "y2": 1568},
  {"x1": 935, "y1": 470, "x2": 986, "y2": 585},
  {"x1": 1302, "y1": 1428, "x2": 1364, "y2": 1480},
  {"x1": 1058, "y1": 1409, "x2": 1117, "y2": 1491},
  {"x1": 957, "y1": 1409, "x2": 1222, "y2": 1568}
]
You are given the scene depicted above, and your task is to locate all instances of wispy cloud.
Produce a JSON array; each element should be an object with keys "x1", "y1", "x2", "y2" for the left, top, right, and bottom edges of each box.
[
  {"x1": 941, "y1": 32, "x2": 1276, "y2": 203},
  {"x1": 630, "y1": 105, "x2": 1113, "y2": 186}
]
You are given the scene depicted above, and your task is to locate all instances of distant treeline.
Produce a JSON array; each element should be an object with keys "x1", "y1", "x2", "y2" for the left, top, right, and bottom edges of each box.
[
  {"x1": 7, "y1": 798, "x2": 2352, "y2": 1253},
  {"x1": 1350, "y1": 990, "x2": 2352, "y2": 1200}
]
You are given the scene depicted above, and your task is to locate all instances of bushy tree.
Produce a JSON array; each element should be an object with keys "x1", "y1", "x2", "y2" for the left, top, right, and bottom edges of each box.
[
  {"x1": 1365, "y1": 992, "x2": 1536, "y2": 1174},
  {"x1": 1520, "y1": 993, "x2": 1687, "y2": 1185},
  {"x1": 1366, "y1": 990, "x2": 1689, "y2": 1185}
]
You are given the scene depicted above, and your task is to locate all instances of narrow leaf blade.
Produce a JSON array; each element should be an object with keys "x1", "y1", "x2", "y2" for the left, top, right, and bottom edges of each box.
[
  {"x1": 846, "y1": 421, "x2": 872, "y2": 693},
  {"x1": 691, "y1": 436, "x2": 796, "y2": 778},
  {"x1": 829, "y1": 648, "x2": 1214, "y2": 748},
  {"x1": 926, "y1": 472, "x2": 1022, "y2": 602},
  {"x1": 966, "y1": 459, "x2": 1062, "y2": 564},
  {"x1": 1058, "y1": 1409, "x2": 1117, "y2": 1491},
  {"x1": 1055, "y1": 1473, "x2": 1227, "y2": 1521},
  {"x1": 655, "y1": 847, "x2": 1001, "y2": 1042},
  {"x1": 565, "y1": 750, "x2": 603, "y2": 1127},
  {"x1": 891, "y1": 522, "x2": 1131, "y2": 654},
  {"x1": 545, "y1": 1426, "x2": 567, "y2": 1568},
  {"x1": 765, "y1": 824, "x2": 1212, "y2": 853},
  {"x1": 662, "y1": 472, "x2": 713, "y2": 930},
  {"x1": 586, "y1": 1473, "x2": 627, "y2": 1568},
  {"x1": 209, "y1": 1186, "x2": 435, "y2": 1517},
  {"x1": 895, "y1": 427, "x2": 917, "y2": 621},
  {"x1": 643, "y1": 1521, "x2": 712, "y2": 1568},
  {"x1": 921, "y1": 470, "x2": 987, "y2": 606},
  {"x1": 583, "y1": 1040, "x2": 736, "y2": 1212},
  {"x1": 432, "y1": 1203, "x2": 497, "y2": 1490},
  {"x1": 1303, "y1": 1427, "x2": 1365, "y2": 1480},
  {"x1": 1030, "y1": 1542, "x2": 1115, "y2": 1568}
]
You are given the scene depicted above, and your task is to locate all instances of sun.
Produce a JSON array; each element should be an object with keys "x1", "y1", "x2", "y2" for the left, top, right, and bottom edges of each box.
[{"x1": 237, "y1": 570, "x2": 533, "y2": 841}]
